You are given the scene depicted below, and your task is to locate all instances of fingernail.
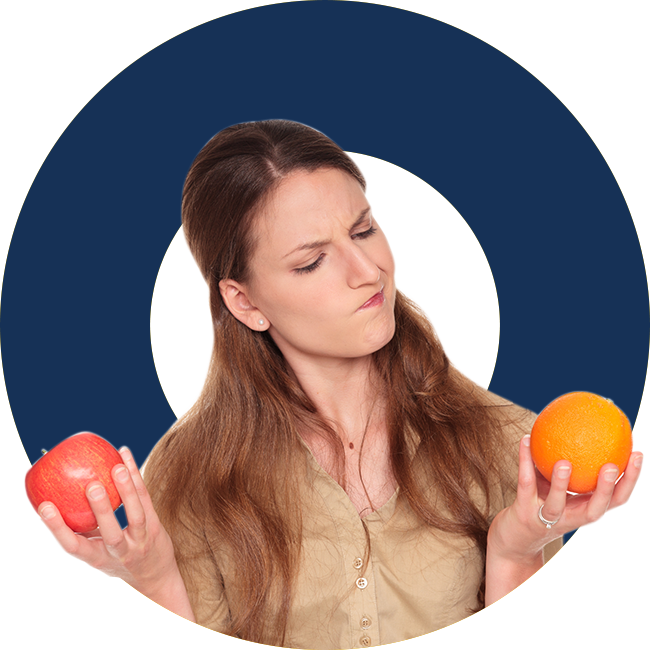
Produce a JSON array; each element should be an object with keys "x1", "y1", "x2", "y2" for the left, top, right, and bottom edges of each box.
[
  {"x1": 40, "y1": 505, "x2": 56, "y2": 520},
  {"x1": 604, "y1": 468, "x2": 619, "y2": 482},
  {"x1": 88, "y1": 484, "x2": 105, "y2": 500},
  {"x1": 522, "y1": 435, "x2": 531, "y2": 447},
  {"x1": 634, "y1": 454, "x2": 643, "y2": 469},
  {"x1": 114, "y1": 466, "x2": 128, "y2": 482},
  {"x1": 557, "y1": 465, "x2": 571, "y2": 479}
]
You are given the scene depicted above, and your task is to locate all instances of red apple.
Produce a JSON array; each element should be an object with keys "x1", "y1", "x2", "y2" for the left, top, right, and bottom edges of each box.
[{"x1": 25, "y1": 432, "x2": 123, "y2": 533}]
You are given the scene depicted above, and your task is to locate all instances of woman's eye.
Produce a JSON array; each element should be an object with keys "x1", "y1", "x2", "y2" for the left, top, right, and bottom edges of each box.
[
  {"x1": 352, "y1": 226, "x2": 377, "y2": 240},
  {"x1": 292, "y1": 226, "x2": 375, "y2": 275},
  {"x1": 295, "y1": 253, "x2": 325, "y2": 275}
]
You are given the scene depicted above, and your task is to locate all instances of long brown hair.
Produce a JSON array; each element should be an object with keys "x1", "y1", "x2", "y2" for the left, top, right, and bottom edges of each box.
[{"x1": 144, "y1": 120, "x2": 519, "y2": 645}]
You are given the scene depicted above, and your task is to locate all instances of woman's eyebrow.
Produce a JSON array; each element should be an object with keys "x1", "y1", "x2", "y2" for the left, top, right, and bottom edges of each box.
[{"x1": 282, "y1": 208, "x2": 371, "y2": 259}]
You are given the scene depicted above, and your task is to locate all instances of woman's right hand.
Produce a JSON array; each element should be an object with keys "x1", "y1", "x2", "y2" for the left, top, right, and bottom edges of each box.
[{"x1": 37, "y1": 446, "x2": 195, "y2": 622}]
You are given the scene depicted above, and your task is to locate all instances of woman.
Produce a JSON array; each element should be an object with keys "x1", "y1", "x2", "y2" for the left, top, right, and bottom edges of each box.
[{"x1": 38, "y1": 120, "x2": 642, "y2": 649}]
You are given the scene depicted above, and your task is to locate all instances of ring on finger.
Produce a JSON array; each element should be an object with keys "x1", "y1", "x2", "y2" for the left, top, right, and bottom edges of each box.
[{"x1": 538, "y1": 503, "x2": 560, "y2": 529}]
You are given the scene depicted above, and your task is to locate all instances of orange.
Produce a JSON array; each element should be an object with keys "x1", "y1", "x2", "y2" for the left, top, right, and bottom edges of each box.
[{"x1": 530, "y1": 391, "x2": 632, "y2": 494}]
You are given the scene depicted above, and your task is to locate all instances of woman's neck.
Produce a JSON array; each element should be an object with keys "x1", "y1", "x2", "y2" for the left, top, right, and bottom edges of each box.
[
  {"x1": 285, "y1": 353, "x2": 382, "y2": 445},
  {"x1": 286, "y1": 352, "x2": 396, "y2": 515}
]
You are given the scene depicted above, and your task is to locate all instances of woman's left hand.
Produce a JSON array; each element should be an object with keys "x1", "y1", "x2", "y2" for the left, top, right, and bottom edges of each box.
[{"x1": 485, "y1": 434, "x2": 643, "y2": 603}]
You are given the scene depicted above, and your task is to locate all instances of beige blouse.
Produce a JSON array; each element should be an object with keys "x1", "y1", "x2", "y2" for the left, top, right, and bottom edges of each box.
[{"x1": 170, "y1": 392, "x2": 562, "y2": 649}]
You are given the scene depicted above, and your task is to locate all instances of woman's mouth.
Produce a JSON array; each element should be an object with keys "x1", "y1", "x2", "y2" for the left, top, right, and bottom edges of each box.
[{"x1": 357, "y1": 288, "x2": 385, "y2": 311}]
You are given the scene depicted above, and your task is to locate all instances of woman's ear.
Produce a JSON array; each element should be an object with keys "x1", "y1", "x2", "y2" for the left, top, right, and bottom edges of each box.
[{"x1": 218, "y1": 279, "x2": 269, "y2": 331}]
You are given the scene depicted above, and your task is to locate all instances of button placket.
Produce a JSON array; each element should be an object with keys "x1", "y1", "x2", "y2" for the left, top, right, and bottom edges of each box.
[
  {"x1": 330, "y1": 491, "x2": 381, "y2": 650},
  {"x1": 352, "y1": 513, "x2": 388, "y2": 649},
  {"x1": 304, "y1": 443, "x2": 383, "y2": 649}
]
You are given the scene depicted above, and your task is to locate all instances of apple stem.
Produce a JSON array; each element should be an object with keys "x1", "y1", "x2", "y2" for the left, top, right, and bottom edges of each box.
[{"x1": 41, "y1": 448, "x2": 48, "y2": 455}]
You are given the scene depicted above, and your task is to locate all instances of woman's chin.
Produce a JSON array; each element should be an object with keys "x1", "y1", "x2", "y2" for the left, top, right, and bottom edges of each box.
[{"x1": 361, "y1": 321, "x2": 396, "y2": 356}]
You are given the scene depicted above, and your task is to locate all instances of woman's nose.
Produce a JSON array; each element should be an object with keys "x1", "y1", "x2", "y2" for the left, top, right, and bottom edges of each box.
[{"x1": 345, "y1": 245, "x2": 380, "y2": 288}]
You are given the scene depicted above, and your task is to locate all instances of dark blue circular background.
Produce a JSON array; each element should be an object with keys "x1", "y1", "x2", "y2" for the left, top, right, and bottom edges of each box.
[{"x1": 3, "y1": 2, "x2": 648, "y2": 489}]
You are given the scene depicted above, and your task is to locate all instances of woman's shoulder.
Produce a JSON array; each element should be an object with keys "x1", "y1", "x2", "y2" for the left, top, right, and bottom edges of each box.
[
  {"x1": 140, "y1": 417, "x2": 201, "y2": 508},
  {"x1": 468, "y1": 383, "x2": 535, "y2": 504},
  {"x1": 450, "y1": 366, "x2": 537, "y2": 435}
]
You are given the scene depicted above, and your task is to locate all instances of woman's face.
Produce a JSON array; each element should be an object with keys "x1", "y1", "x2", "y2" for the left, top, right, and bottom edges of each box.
[{"x1": 222, "y1": 167, "x2": 396, "y2": 368}]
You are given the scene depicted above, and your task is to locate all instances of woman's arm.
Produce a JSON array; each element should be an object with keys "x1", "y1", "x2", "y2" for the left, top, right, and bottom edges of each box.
[
  {"x1": 485, "y1": 545, "x2": 543, "y2": 606},
  {"x1": 485, "y1": 434, "x2": 642, "y2": 606},
  {"x1": 113, "y1": 573, "x2": 196, "y2": 623}
]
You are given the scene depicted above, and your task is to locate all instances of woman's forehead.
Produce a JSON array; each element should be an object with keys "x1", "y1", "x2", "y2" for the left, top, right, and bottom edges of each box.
[{"x1": 257, "y1": 169, "x2": 370, "y2": 247}]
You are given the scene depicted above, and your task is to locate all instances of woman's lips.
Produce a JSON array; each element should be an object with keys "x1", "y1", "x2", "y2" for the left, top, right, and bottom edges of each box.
[{"x1": 357, "y1": 288, "x2": 385, "y2": 311}]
